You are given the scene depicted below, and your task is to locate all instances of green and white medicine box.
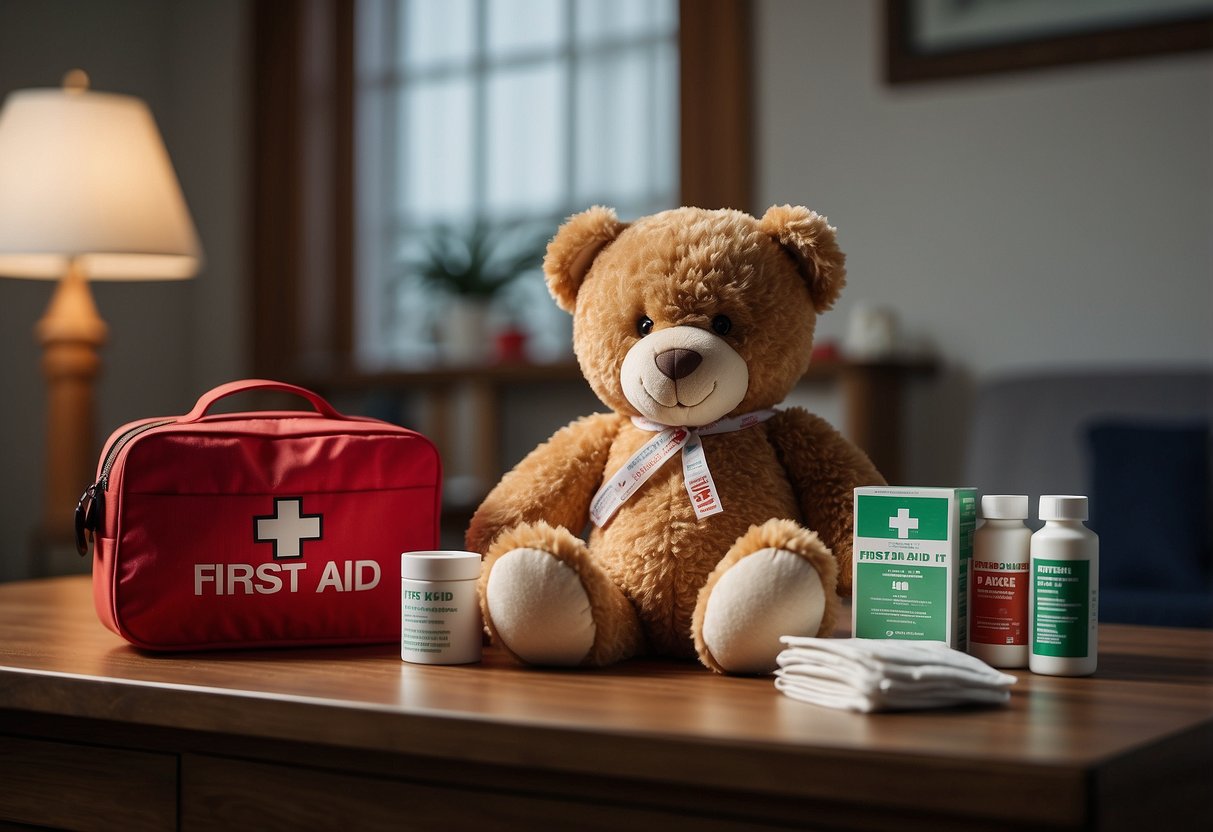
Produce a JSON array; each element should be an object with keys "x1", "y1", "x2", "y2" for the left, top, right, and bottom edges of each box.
[{"x1": 852, "y1": 486, "x2": 977, "y2": 648}]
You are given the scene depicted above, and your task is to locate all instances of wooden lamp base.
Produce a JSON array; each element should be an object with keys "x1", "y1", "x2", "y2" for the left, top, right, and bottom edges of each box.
[{"x1": 35, "y1": 260, "x2": 107, "y2": 539}]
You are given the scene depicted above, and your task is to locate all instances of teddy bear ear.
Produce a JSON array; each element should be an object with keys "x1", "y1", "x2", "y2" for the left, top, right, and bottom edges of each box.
[
  {"x1": 758, "y1": 205, "x2": 847, "y2": 313},
  {"x1": 544, "y1": 206, "x2": 628, "y2": 313}
]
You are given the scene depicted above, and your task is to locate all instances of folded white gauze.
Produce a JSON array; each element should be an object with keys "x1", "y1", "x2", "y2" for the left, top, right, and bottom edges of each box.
[{"x1": 773, "y1": 637, "x2": 1017, "y2": 713}]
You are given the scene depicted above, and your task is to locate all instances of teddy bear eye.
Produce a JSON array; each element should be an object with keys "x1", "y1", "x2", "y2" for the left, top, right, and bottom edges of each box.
[
  {"x1": 637, "y1": 315, "x2": 654, "y2": 336},
  {"x1": 711, "y1": 315, "x2": 733, "y2": 336}
]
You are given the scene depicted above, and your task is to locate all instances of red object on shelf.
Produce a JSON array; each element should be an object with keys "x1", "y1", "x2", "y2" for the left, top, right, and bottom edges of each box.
[
  {"x1": 811, "y1": 340, "x2": 841, "y2": 363},
  {"x1": 495, "y1": 328, "x2": 529, "y2": 363}
]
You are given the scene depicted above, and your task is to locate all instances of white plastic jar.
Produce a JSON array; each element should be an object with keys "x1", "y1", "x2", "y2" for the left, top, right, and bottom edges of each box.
[
  {"x1": 400, "y1": 550, "x2": 482, "y2": 665},
  {"x1": 969, "y1": 494, "x2": 1031, "y2": 668},
  {"x1": 1029, "y1": 496, "x2": 1099, "y2": 677}
]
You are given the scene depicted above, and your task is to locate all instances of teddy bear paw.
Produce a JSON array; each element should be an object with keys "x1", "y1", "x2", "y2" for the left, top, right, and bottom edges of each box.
[
  {"x1": 484, "y1": 547, "x2": 596, "y2": 666},
  {"x1": 700, "y1": 547, "x2": 826, "y2": 674}
]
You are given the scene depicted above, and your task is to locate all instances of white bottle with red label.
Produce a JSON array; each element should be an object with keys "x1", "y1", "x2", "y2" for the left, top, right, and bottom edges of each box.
[{"x1": 969, "y1": 495, "x2": 1031, "y2": 668}]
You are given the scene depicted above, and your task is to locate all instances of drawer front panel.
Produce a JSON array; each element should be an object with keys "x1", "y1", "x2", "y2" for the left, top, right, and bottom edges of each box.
[
  {"x1": 182, "y1": 754, "x2": 775, "y2": 831},
  {"x1": 0, "y1": 735, "x2": 177, "y2": 832}
]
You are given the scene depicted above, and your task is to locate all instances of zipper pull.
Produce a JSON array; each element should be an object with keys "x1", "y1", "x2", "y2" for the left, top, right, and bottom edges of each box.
[{"x1": 74, "y1": 482, "x2": 104, "y2": 557}]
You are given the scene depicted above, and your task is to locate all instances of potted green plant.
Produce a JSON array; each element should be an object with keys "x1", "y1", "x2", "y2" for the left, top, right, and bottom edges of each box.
[{"x1": 405, "y1": 220, "x2": 548, "y2": 364}]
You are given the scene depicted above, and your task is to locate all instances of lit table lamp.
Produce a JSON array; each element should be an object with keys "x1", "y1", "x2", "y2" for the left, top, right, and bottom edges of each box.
[{"x1": 0, "y1": 70, "x2": 202, "y2": 539}]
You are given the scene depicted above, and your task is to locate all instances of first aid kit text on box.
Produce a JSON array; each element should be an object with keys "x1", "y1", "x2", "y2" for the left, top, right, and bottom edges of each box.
[{"x1": 852, "y1": 486, "x2": 976, "y2": 648}]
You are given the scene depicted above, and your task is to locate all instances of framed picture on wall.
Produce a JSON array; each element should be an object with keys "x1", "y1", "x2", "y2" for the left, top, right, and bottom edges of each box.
[{"x1": 886, "y1": 0, "x2": 1213, "y2": 83}]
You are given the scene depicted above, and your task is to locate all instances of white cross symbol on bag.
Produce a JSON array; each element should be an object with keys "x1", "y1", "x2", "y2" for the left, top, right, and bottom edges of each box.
[{"x1": 255, "y1": 498, "x2": 322, "y2": 560}]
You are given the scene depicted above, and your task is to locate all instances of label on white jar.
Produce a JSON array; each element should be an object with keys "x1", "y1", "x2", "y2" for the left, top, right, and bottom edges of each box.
[
  {"x1": 1032, "y1": 559, "x2": 1090, "y2": 657},
  {"x1": 401, "y1": 577, "x2": 481, "y2": 664}
]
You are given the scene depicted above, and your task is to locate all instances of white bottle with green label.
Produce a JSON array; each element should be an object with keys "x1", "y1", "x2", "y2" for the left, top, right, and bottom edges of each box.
[{"x1": 1029, "y1": 495, "x2": 1099, "y2": 676}]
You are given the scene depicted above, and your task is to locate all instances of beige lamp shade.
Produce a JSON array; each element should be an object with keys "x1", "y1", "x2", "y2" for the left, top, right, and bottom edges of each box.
[
  {"x1": 0, "y1": 74, "x2": 203, "y2": 543},
  {"x1": 0, "y1": 82, "x2": 202, "y2": 280}
]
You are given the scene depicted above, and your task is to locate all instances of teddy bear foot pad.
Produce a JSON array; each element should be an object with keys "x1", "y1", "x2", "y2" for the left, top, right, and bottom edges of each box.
[
  {"x1": 698, "y1": 547, "x2": 827, "y2": 675},
  {"x1": 485, "y1": 547, "x2": 597, "y2": 665}
]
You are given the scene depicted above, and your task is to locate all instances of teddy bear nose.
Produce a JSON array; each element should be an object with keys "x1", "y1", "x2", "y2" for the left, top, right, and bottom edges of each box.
[{"x1": 655, "y1": 348, "x2": 702, "y2": 380}]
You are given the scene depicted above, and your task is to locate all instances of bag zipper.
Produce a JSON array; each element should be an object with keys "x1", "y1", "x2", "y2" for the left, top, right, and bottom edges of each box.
[
  {"x1": 75, "y1": 418, "x2": 175, "y2": 557},
  {"x1": 97, "y1": 418, "x2": 176, "y2": 491}
]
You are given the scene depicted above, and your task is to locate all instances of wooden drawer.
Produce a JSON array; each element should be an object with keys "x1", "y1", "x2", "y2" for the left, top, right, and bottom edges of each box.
[
  {"x1": 182, "y1": 754, "x2": 780, "y2": 831},
  {"x1": 0, "y1": 735, "x2": 177, "y2": 832}
]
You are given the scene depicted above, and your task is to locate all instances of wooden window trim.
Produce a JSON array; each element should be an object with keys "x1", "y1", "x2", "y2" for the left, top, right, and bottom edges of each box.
[{"x1": 679, "y1": 0, "x2": 752, "y2": 212}]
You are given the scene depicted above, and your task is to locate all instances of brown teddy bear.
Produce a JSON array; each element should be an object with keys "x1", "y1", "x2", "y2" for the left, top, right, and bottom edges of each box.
[{"x1": 466, "y1": 205, "x2": 884, "y2": 673}]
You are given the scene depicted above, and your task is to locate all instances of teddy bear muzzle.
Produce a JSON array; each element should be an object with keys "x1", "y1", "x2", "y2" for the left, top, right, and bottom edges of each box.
[{"x1": 620, "y1": 325, "x2": 749, "y2": 426}]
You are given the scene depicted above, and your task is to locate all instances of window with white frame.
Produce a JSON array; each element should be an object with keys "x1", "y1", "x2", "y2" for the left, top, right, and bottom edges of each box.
[{"x1": 354, "y1": 0, "x2": 679, "y2": 368}]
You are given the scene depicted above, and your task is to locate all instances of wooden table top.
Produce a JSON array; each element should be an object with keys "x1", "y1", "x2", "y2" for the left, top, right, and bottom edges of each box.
[{"x1": 2, "y1": 575, "x2": 1211, "y2": 827}]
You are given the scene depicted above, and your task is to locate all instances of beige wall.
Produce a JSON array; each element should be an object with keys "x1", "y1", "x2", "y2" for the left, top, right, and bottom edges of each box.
[{"x1": 756, "y1": 0, "x2": 1213, "y2": 484}]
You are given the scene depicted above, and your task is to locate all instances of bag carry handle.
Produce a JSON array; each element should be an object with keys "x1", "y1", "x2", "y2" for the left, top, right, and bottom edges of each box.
[{"x1": 179, "y1": 379, "x2": 346, "y2": 423}]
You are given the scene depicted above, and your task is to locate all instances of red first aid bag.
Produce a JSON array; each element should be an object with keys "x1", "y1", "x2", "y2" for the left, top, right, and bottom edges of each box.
[{"x1": 76, "y1": 379, "x2": 441, "y2": 651}]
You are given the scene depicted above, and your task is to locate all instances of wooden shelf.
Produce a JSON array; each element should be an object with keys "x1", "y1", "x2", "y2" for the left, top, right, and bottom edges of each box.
[
  {"x1": 315, "y1": 355, "x2": 936, "y2": 388},
  {"x1": 316, "y1": 359, "x2": 588, "y2": 389},
  {"x1": 307, "y1": 354, "x2": 937, "y2": 504}
]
